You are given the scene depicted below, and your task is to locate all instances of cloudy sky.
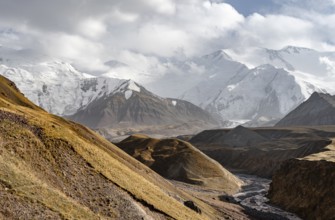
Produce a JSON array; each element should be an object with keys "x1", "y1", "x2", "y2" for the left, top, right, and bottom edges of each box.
[{"x1": 0, "y1": 0, "x2": 334, "y2": 73}]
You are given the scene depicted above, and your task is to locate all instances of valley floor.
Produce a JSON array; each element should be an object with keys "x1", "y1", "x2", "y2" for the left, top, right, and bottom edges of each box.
[
  {"x1": 171, "y1": 173, "x2": 302, "y2": 220},
  {"x1": 233, "y1": 174, "x2": 301, "y2": 220}
]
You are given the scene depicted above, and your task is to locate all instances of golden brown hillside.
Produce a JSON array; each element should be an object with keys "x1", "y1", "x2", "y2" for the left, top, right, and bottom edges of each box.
[
  {"x1": 116, "y1": 134, "x2": 242, "y2": 194},
  {"x1": 0, "y1": 75, "x2": 250, "y2": 219},
  {"x1": 0, "y1": 75, "x2": 42, "y2": 111}
]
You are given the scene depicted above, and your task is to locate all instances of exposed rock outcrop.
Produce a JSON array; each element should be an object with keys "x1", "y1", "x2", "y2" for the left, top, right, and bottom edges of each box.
[
  {"x1": 184, "y1": 201, "x2": 202, "y2": 214},
  {"x1": 268, "y1": 142, "x2": 335, "y2": 220}
]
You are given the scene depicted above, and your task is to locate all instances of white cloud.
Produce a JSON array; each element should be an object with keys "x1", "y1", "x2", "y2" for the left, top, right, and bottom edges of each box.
[
  {"x1": 108, "y1": 10, "x2": 139, "y2": 23},
  {"x1": 176, "y1": 1, "x2": 244, "y2": 37},
  {"x1": 106, "y1": 1, "x2": 244, "y2": 57},
  {"x1": 77, "y1": 18, "x2": 107, "y2": 39},
  {"x1": 320, "y1": 56, "x2": 335, "y2": 77},
  {"x1": 39, "y1": 33, "x2": 108, "y2": 72},
  {"x1": 0, "y1": 0, "x2": 334, "y2": 74},
  {"x1": 143, "y1": 0, "x2": 176, "y2": 15},
  {"x1": 233, "y1": 13, "x2": 315, "y2": 49},
  {"x1": 117, "y1": 50, "x2": 167, "y2": 74},
  {"x1": 135, "y1": 24, "x2": 193, "y2": 57}
]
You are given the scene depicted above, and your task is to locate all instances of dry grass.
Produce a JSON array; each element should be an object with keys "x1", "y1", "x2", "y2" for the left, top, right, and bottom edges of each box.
[
  {"x1": 302, "y1": 139, "x2": 335, "y2": 162},
  {"x1": 0, "y1": 75, "x2": 221, "y2": 219},
  {"x1": 117, "y1": 134, "x2": 242, "y2": 194},
  {"x1": 0, "y1": 153, "x2": 98, "y2": 220}
]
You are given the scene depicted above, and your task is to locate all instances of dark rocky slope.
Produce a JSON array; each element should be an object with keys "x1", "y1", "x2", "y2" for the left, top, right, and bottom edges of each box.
[
  {"x1": 276, "y1": 92, "x2": 335, "y2": 126},
  {"x1": 69, "y1": 80, "x2": 219, "y2": 140},
  {"x1": 190, "y1": 126, "x2": 335, "y2": 177},
  {"x1": 69, "y1": 80, "x2": 217, "y2": 129},
  {"x1": 268, "y1": 142, "x2": 335, "y2": 220}
]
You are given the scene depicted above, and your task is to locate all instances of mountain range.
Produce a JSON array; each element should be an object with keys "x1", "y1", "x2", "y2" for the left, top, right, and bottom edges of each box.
[
  {"x1": 177, "y1": 46, "x2": 335, "y2": 126},
  {"x1": 144, "y1": 46, "x2": 335, "y2": 126},
  {"x1": 68, "y1": 79, "x2": 217, "y2": 140},
  {"x1": 68, "y1": 80, "x2": 217, "y2": 128},
  {"x1": 1, "y1": 45, "x2": 335, "y2": 128},
  {"x1": 0, "y1": 47, "x2": 217, "y2": 139}
]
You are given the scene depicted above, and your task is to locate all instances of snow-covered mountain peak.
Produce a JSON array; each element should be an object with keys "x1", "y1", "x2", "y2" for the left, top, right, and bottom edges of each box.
[
  {"x1": 106, "y1": 79, "x2": 141, "y2": 94},
  {"x1": 181, "y1": 58, "x2": 308, "y2": 126},
  {"x1": 255, "y1": 63, "x2": 277, "y2": 70},
  {"x1": 1, "y1": 45, "x2": 335, "y2": 128},
  {"x1": 223, "y1": 46, "x2": 335, "y2": 78},
  {"x1": 125, "y1": 80, "x2": 141, "y2": 92},
  {"x1": 0, "y1": 58, "x2": 136, "y2": 115},
  {"x1": 0, "y1": 47, "x2": 155, "y2": 116},
  {"x1": 279, "y1": 45, "x2": 315, "y2": 54},
  {"x1": 108, "y1": 79, "x2": 142, "y2": 100},
  {"x1": 202, "y1": 49, "x2": 233, "y2": 62}
]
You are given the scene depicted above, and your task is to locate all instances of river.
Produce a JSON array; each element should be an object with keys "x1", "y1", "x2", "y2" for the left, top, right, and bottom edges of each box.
[{"x1": 232, "y1": 174, "x2": 302, "y2": 220}]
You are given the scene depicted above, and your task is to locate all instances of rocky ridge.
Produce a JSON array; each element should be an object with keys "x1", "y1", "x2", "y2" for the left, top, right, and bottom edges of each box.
[
  {"x1": 68, "y1": 80, "x2": 218, "y2": 129},
  {"x1": 276, "y1": 92, "x2": 335, "y2": 126},
  {"x1": 269, "y1": 141, "x2": 335, "y2": 220}
]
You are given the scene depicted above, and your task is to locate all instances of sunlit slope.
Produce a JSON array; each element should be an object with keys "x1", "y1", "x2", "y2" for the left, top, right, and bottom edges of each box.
[
  {"x1": 117, "y1": 134, "x2": 242, "y2": 194},
  {"x1": 0, "y1": 75, "x2": 220, "y2": 219}
]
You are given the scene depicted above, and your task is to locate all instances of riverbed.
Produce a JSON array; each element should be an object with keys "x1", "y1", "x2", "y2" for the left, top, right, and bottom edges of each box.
[{"x1": 233, "y1": 174, "x2": 301, "y2": 220}]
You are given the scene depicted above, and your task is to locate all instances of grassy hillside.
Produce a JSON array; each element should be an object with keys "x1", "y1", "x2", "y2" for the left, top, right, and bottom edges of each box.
[
  {"x1": 0, "y1": 75, "x2": 226, "y2": 219},
  {"x1": 117, "y1": 134, "x2": 242, "y2": 194}
]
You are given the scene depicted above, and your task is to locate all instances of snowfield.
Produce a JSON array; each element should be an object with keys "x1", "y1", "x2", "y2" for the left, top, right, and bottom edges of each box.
[{"x1": 1, "y1": 45, "x2": 335, "y2": 127}]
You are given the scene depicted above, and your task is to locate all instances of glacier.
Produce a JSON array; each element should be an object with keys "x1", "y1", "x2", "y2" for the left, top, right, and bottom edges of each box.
[{"x1": 1, "y1": 45, "x2": 335, "y2": 127}]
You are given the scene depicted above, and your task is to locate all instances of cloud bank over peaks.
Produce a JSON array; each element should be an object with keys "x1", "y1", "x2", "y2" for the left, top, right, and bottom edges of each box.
[{"x1": 0, "y1": 0, "x2": 334, "y2": 74}]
